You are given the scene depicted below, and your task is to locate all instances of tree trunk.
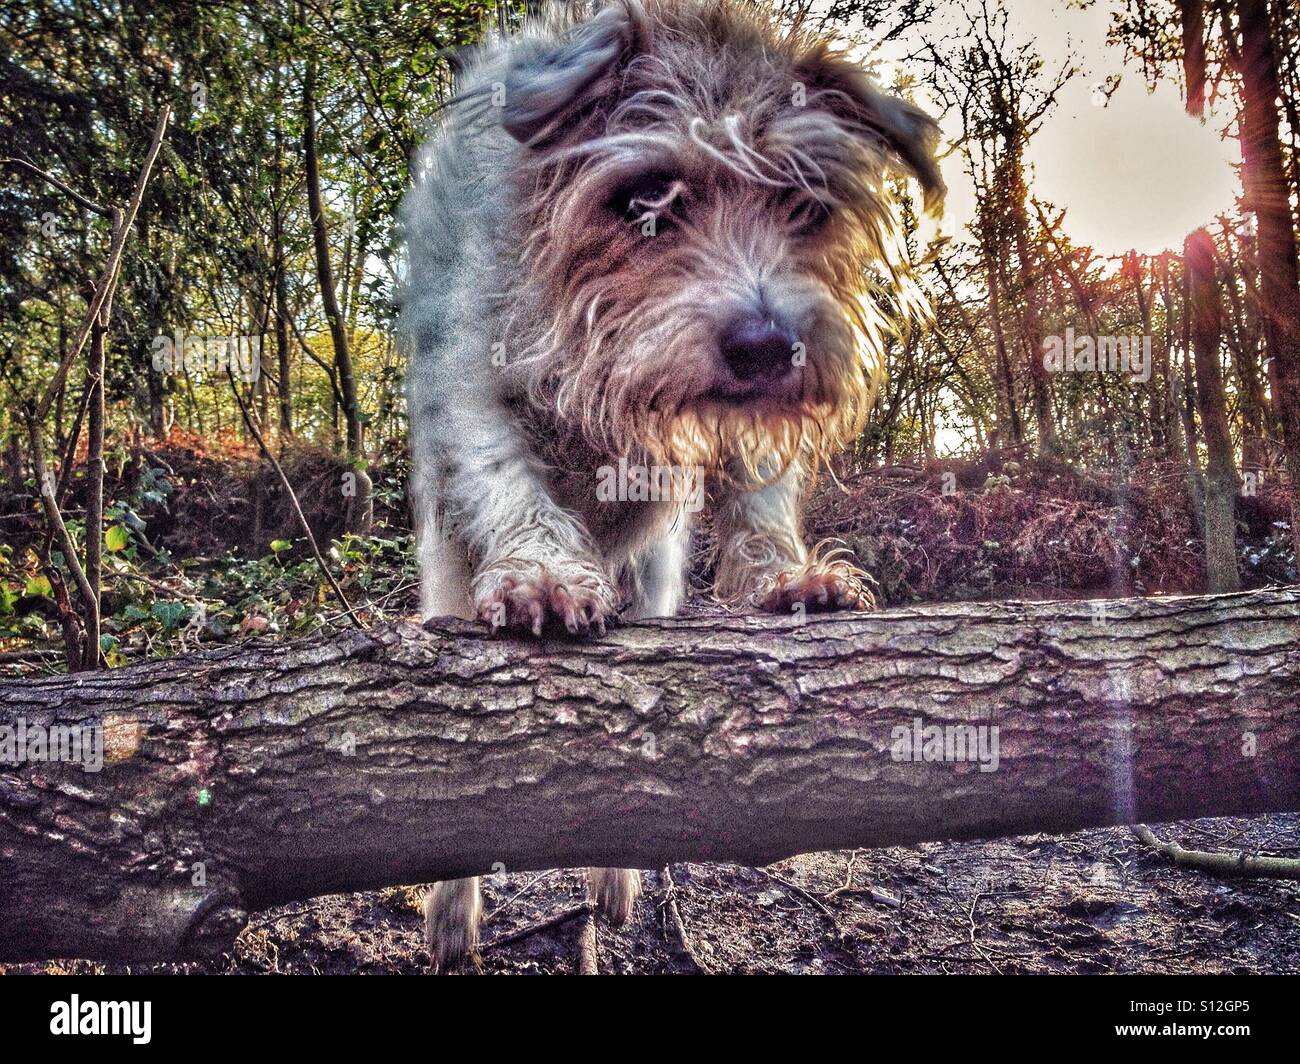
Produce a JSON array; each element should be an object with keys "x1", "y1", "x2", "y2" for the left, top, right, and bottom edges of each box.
[
  {"x1": 1218, "y1": 218, "x2": 1268, "y2": 470},
  {"x1": 1159, "y1": 253, "x2": 1205, "y2": 533},
  {"x1": 1237, "y1": 0, "x2": 1300, "y2": 561},
  {"x1": 1126, "y1": 251, "x2": 1165, "y2": 452},
  {"x1": 303, "y1": 55, "x2": 371, "y2": 533},
  {"x1": 272, "y1": 59, "x2": 293, "y2": 439},
  {"x1": 1177, "y1": 0, "x2": 1208, "y2": 117},
  {"x1": 81, "y1": 313, "x2": 107, "y2": 671},
  {"x1": 984, "y1": 244, "x2": 1023, "y2": 445},
  {"x1": 1185, "y1": 229, "x2": 1241, "y2": 592},
  {"x1": 1007, "y1": 155, "x2": 1058, "y2": 458},
  {"x1": 2, "y1": 591, "x2": 1299, "y2": 964}
]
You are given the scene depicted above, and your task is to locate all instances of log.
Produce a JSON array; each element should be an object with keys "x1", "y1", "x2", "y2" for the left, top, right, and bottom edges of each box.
[{"x1": 1, "y1": 589, "x2": 1299, "y2": 963}]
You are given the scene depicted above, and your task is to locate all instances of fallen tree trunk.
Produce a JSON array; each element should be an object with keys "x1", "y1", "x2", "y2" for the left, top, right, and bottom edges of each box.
[{"x1": 2, "y1": 589, "x2": 1298, "y2": 963}]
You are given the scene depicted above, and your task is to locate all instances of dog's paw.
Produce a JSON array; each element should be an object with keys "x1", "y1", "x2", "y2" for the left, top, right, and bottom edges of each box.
[
  {"x1": 473, "y1": 561, "x2": 617, "y2": 636},
  {"x1": 758, "y1": 557, "x2": 874, "y2": 614}
]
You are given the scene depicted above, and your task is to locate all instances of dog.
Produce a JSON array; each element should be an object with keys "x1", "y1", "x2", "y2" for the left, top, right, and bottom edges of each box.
[{"x1": 400, "y1": 0, "x2": 943, "y2": 972}]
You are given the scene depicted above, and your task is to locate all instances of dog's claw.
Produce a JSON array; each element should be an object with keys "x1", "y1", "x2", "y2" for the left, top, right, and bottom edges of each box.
[
  {"x1": 760, "y1": 559, "x2": 874, "y2": 614},
  {"x1": 474, "y1": 562, "x2": 617, "y2": 637}
]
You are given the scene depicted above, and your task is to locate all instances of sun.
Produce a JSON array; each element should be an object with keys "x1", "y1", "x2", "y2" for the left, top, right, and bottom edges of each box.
[{"x1": 1028, "y1": 76, "x2": 1241, "y2": 256}]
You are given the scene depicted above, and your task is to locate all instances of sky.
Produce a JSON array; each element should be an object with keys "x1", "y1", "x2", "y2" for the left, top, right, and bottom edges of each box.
[{"x1": 863, "y1": 0, "x2": 1243, "y2": 257}]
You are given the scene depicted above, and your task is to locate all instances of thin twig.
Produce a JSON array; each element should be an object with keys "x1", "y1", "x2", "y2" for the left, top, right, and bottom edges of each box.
[
  {"x1": 760, "y1": 866, "x2": 833, "y2": 917},
  {"x1": 483, "y1": 869, "x2": 556, "y2": 922},
  {"x1": 967, "y1": 891, "x2": 1003, "y2": 974},
  {"x1": 226, "y1": 369, "x2": 365, "y2": 629},
  {"x1": 824, "y1": 850, "x2": 862, "y2": 899},
  {"x1": 27, "y1": 415, "x2": 94, "y2": 664},
  {"x1": 2, "y1": 157, "x2": 113, "y2": 218},
  {"x1": 480, "y1": 903, "x2": 590, "y2": 953},
  {"x1": 33, "y1": 107, "x2": 171, "y2": 423}
]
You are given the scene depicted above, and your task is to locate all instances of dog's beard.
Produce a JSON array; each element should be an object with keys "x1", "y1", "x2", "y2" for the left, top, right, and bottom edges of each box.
[
  {"x1": 650, "y1": 403, "x2": 863, "y2": 477},
  {"x1": 510, "y1": 301, "x2": 878, "y2": 476}
]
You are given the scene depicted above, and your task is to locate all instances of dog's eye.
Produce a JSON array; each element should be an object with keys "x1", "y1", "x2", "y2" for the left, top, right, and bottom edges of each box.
[
  {"x1": 779, "y1": 189, "x2": 832, "y2": 238},
  {"x1": 606, "y1": 171, "x2": 682, "y2": 230}
]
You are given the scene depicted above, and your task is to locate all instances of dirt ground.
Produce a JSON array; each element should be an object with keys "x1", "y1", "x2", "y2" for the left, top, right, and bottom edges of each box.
[{"x1": 12, "y1": 813, "x2": 1297, "y2": 976}]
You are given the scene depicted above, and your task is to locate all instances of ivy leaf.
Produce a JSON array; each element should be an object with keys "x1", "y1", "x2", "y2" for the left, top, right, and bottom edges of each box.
[
  {"x1": 100, "y1": 634, "x2": 127, "y2": 668},
  {"x1": 151, "y1": 600, "x2": 191, "y2": 632}
]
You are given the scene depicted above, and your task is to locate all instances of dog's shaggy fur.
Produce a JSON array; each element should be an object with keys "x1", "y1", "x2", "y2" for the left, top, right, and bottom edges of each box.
[{"x1": 401, "y1": 0, "x2": 943, "y2": 971}]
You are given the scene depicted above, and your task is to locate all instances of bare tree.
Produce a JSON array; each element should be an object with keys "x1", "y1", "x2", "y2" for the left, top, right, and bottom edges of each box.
[
  {"x1": 919, "y1": 1, "x2": 1074, "y2": 457},
  {"x1": 1235, "y1": 0, "x2": 1300, "y2": 560},
  {"x1": 1185, "y1": 228, "x2": 1241, "y2": 592}
]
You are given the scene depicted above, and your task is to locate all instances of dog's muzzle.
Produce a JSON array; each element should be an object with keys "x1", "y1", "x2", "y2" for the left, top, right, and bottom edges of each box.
[{"x1": 714, "y1": 312, "x2": 801, "y2": 400}]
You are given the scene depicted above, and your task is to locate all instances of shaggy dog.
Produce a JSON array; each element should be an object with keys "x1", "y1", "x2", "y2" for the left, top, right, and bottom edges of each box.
[{"x1": 400, "y1": 0, "x2": 943, "y2": 971}]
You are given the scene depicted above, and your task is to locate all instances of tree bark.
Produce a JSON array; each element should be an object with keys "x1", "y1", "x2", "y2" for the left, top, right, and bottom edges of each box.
[
  {"x1": 272, "y1": 56, "x2": 293, "y2": 438},
  {"x1": 983, "y1": 237, "x2": 1023, "y2": 446},
  {"x1": 1177, "y1": 0, "x2": 1207, "y2": 118},
  {"x1": 81, "y1": 311, "x2": 107, "y2": 671},
  {"x1": 1217, "y1": 218, "x2": 1268, "y2": 471},
  {"x1": 2, "y1": 591, "x2": 1299, "y2": 963},
  {"x1": 1159, "y1": 253, "x2": 1205, "y2": 535}
]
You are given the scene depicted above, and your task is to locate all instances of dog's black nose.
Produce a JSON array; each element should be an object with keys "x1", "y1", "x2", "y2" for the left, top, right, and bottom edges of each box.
[{"x1": 719, "y1": 315, "x2": 800, "y2": 382}]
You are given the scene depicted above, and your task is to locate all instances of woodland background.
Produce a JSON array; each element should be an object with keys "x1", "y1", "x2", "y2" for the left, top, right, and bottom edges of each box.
[
  {"x1": 0, "y1": 0, "x2": 1298, "y2": 974},
  {"x1": 1, "y1": 0, "x2": 1298, "y2": 669}
]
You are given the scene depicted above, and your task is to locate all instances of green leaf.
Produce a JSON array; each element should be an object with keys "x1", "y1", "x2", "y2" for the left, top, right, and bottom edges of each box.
[
  {"x1": 151, "y1": 600, "x2": 191, "y2": 632},
  {"x1": 105, "y1": 525, "x2": 130, "y2": 552},
  {"x1": 269, "y1": 539, "x2": 293, "y2": 553},
  {"x1": 24, "y1": 574, "x2": 52, "y2": 598},
  {"x1": 100, "y1": 635, "x2": 127, "y2": 669}
]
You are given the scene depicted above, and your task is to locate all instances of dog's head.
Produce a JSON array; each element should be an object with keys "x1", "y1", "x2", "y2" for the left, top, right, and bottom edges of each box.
[{"x1": 484, "y1": 0, "x2": 943, "y2": 468}]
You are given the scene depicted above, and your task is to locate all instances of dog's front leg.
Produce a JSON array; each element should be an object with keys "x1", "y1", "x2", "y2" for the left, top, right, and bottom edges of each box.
[
  {"x1": 441, "y1": 406, "x2": 617, "y2": 636},
  {"x1": 713, "y1": 456, "x2": 872, "y2": 613}
]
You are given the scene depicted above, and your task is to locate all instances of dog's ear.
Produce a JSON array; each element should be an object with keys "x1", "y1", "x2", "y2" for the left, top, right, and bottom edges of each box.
[
  {"x1": 796, "y1": 51, "x2": 946, "y2": 213},
  {"x1": 500, "y1": 2, "x2": 645, "y2": 146}
]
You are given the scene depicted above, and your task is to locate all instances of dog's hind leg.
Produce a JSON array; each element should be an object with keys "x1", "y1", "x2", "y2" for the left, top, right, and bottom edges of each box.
[
  {"x1": 580, "y1": 515, "x2": 690, "y2": 931},
  {"x1": 587, "y1": 867, "x2": 642, "y2": 927},
  {"x1": 424, "y1": 876, "x2": 483, "y2": 973},
  {"x1": 413, "y1": 467, "x2": 482, "y2": 973}
]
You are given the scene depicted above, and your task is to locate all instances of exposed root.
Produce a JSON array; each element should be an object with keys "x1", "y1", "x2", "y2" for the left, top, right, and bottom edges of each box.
[{"x1": 658, "y1": 866, "x2": 714, "y2": 974}]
